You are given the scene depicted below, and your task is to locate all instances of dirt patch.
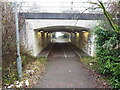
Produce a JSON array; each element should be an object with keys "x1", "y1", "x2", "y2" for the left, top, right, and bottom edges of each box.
[{"x1": 23, "y1": 58, "x2": 46, "y2": 88}]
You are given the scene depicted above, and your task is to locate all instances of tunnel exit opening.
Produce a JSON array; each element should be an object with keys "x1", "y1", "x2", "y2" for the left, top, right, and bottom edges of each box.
[{"x1": 51, "y1": 32, "x2": 71, "y2": 43}]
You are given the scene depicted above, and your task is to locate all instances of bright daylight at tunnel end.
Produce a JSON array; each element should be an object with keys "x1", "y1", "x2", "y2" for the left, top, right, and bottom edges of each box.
[{"x1": 1, "y1": 0, "x2": 120, "y2": 89}]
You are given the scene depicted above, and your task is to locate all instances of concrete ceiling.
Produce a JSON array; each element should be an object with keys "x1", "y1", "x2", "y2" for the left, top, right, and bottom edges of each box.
[{"x1": 34, "y1": 26, "x2": 90, "y2": 33}]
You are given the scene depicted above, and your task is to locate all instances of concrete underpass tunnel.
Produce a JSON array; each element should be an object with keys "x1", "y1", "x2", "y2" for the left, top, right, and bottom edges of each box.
[{"x1": 33, "y1": 26, "x2": 95, "y2": 57}]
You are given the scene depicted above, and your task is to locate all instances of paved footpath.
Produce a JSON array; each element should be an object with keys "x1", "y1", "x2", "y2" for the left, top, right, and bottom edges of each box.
[{"x1": 34, "y1": 43, "x2": 107, "y2": 88}]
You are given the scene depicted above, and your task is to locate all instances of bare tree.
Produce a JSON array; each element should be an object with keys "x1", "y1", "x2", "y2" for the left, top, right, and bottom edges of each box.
[
  {"x1": 2, "y1": 2, "x2": 25, "y2": 86},
  {"x1": 108, "y1": 1, "x2": 120, "y2": 25}
]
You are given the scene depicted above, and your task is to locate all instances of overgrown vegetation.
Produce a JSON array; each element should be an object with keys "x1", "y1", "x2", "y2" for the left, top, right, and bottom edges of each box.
[
  {"x1": 2, "y1": 2, "x2": 46, "y2": 88},
  {"x1": 80, "y1": 57, "x2": 111, "y2": 88},
  {"x1": 2, "y1": 49, "x2": 40, "y2": 87},
  {"x1": 2, "y1": 2, "x2": 20, "y2": 87},
  {"x1": 22, "y1": 56, "x2": 46, "y2": 87},
  {"x1": 80, "y1": 57, "x2": 97, "y2": 70},
  {"x1": 93, "y1": 1, "x2": 120, "y2": 88},
  {"x1": 95, "y1": 27, "x2": 120, "y2": 88}
]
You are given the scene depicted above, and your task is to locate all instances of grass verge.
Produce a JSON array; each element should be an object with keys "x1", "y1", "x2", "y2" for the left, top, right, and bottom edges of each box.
[
  {"x1": 22, "y1": 57, "x2": 46, "y2": 88},
  {"x1": 80, "y1": 57, "x2": 98, "y2": 71},
  {"x1": 80, "y1": 56, "x2": 111, "y2": 88},
  {"x1": 2, "y1": 50, "x2": 47, "y2": 88}
]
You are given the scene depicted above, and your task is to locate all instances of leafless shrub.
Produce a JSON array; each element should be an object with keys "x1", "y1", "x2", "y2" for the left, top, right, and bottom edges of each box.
[{"x1": 2, "y1": 2, "x2": 25, "y2": 86}]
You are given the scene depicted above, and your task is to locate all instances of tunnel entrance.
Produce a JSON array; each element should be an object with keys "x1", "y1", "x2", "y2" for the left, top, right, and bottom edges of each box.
[{"x1": 21, "y1": 25, "x2": 95, "y2": 57}]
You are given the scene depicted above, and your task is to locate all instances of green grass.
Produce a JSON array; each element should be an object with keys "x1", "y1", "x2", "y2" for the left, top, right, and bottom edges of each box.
[
  {"x1": 80, "y1": 57, "x2": 98, "y2": 71},
  {"x1": 37, "y1": 57, "x2": 46, "y2": 64}
]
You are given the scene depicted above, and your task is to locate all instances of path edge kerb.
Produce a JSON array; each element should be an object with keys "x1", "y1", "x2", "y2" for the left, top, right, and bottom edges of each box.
[
  {"x1": 67, "y1": 43, "x2": 82, "y2": 59},
  {"x1": 46, "y1": 43, "x2": 55, "y2": 59}
]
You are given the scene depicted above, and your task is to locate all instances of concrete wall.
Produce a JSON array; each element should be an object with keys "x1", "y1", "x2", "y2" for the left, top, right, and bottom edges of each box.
[
  {"x1": 71, "y1": 32, "x2": 96, "y2": 57},
  {"x1": 20, "y1": 21, "x2": 51, "y2": 56},
  {"x1": 33, "y1": 31, "x2": 51, "y2": 56},
  {"x1": 20, "y1": 20, "x2": 35, "y2": 55},
  {"x1": 25, "y1": 19, "x2": 98, "y2": 29},
  {"x1": 71, "y1": 32, "x2": 88, "y2": 54}
]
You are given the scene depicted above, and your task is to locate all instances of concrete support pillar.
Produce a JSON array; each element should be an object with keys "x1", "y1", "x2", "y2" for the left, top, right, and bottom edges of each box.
[
  {"x1": 70, "y1": 33, "x2": 73, "y2": 42},
  {"x1": 68, "y1": 33, "x2": 71, "y2": 42},
  {"x1": 76, "y1": 32, "x2": 80, "y2": 47},
  {"x1": 47, "y1": 33, "x2": 50, "y2": 44},
  {"x1": 74, "y1": 33, "x2": 76, "y2": 44},
  {"x1": 71, "y1": 32, "x2": 77, "y2": 45},
  {"x1": 44, "y1": 32, "x2": 49, "y2": 47},
  {"x1": 71, "y1": 32, "x2": 75, "y2": 44},
  {"x1": 34, "y1": 31, "x2": 42, "y2": 56},
  {"x1": 48, "y1": 33, "x2": 51, "y2": 43},
  {"x1": 72, "y1": 33, "x2": 74, "y2": 43},
  {"x1": 44, "y1": 32, "x2": 47, "y2": 46},
  {"x1": 41, "y1": 32, "x2": 44, "y2": 47},
  {"x1": 46, "y1": 32, "x2": 48, "y2": 44},
  {"x1": 71, "y1": 33, "x2": 73, "y2": 43},
  {"x1": 50, "y1": 33, "x2": 53, "y2": 42}
]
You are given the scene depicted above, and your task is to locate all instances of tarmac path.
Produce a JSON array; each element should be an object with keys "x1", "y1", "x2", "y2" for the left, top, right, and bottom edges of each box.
[{"x1": 34, "y1": 43, "x2": 106, "y2": 88}]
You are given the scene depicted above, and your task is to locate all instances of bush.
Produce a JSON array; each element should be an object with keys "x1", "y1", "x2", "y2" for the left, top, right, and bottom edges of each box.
[
  {"x1": 2, "y1": 2, "x2": 24, "y2": 87},
  {"x1": 95, "y1": 27, "x2": 120, "y2": 88}
]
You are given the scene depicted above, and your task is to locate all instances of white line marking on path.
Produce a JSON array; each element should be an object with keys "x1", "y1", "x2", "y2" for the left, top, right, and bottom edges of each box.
[{"x1": 62, "y1": 43, "x2": 67, "y2": 58}]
